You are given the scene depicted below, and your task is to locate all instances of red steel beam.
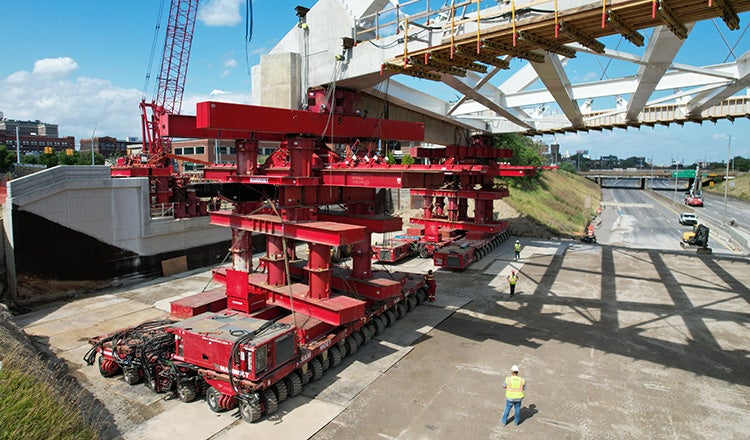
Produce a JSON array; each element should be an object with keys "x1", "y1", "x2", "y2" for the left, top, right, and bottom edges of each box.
[
  {"x1": 210, "y1": 211, "x2": 367, "y2": 246},
  {"x1": 317, "y1": 213, "x2": 404, "y2": 233},
  {"x1": 410, "y1": 188, "x2": 510, "y2": 199},
  {"x1": 196, "y1": 102, "x2": 425, "y2": 141},
  {"x1": 410, "y1": 217, "x2": 509, "y2": 233}
]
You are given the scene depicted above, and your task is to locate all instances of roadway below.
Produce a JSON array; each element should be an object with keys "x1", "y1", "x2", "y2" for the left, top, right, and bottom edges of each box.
[
  {"x1": 598, "y1": 178, "x2": 749, "y2": 255},
  {"x1": 15, "y1": 226, "x2": 750, "y2": 439}
]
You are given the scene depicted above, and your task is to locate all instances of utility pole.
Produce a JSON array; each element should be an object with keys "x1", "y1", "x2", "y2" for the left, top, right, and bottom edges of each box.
[
  {"x1": 723, "y1": 135, "x2": 730, "y2": 225},
  {"x1": 672, "y1": 151, "x2": 679, "y2": 203},
  {"x1": 91, "y1": 124, "x2": 97, "y2": 165},
  {"x1": 15, "y1": 124, "x2": 21, "y2": 164}
]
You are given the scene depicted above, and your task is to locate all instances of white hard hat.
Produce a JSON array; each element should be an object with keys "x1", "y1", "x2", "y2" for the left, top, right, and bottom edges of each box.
[
  {"x1": 515, "y1": 240, "x2": 520, "y2": 243},
  {"x1": 511, "y1": 365, "x2": 519, "y2": 372}
]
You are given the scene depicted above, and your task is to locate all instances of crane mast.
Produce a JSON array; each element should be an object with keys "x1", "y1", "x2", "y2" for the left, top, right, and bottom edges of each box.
[{"x1": 140, "y1": 0, "x2": 199, "y2": 163}]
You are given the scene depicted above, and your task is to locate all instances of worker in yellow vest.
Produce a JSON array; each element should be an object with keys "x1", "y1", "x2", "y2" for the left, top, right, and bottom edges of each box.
[
  {"x1": 514, "y1": 240, "x2": 521, "y2": 260},
  {"x1": 501, "y1": 365, "x2": 526, "y2": 426},
  {"x1": 507, "y1": 270, "x2": 518, "y2": 297}
]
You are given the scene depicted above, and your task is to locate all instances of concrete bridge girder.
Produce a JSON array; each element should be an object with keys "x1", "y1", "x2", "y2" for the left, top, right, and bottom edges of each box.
[{"x1": 254, "y1": 0, "x2": 750, "y2": 136}]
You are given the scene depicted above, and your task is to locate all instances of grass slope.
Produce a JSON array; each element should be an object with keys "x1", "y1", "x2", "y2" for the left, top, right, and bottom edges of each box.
[
  {"x1": 703, "y1": 172, "x2": 750, "y2": 202},
  {"x1": 0, "y1": 307, "x2": 99, "y2": 440},
  {"x1": 505, "y1": 169, "x2": 601, "y2": 237}
]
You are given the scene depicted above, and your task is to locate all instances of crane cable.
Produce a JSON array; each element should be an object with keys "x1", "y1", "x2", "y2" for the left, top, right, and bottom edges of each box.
[
  {"x1": 144, "y1": 0, "x2": 168, "y2": 100},
  {"x1": 244, "y1": 0, "x2": 254, "y2": 76}
]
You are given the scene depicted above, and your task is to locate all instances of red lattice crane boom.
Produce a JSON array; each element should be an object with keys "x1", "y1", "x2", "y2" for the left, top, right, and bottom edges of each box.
[{"x1": 140, "y1": 0, "x2": 199, "y2": 163}]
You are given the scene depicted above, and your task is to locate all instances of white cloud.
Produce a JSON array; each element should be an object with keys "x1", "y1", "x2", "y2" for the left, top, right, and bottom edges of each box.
[
  {"x1": 1, "y1": 58, "x2": 256, "y2": 145},
  {"x1": 223, "y1": 59, "x2": 239, "y2": 68},
  {"x1": 198, "y1": 0, "x2": 243, "y2": 27},
  {"x1": 32, "y1": 57, "x2": 78, "y2": 77}
]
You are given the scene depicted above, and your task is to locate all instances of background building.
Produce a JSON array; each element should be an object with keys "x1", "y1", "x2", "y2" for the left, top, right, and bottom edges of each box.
[{"x1": 0, "y1": 115, "x2": 75, "y2": 155}]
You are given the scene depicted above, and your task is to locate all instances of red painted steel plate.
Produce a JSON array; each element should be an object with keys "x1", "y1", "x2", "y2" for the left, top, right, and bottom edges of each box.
[
  {"x1": 196, "y1": 102, "x2": 424, "y2": 141},
  {"x1": 210, "y1": 212, "x2": 367, "y2": 246}
]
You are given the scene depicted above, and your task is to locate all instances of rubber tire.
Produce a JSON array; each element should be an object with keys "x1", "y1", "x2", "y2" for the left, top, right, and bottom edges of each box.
[
  {"x1": 345, "y1": 336, "x2": 358, "y2": 356},
  {"x1": 274, "y1": 381, "x2": 288, "y2": 403},
  {"x1": 360, "y1": 326, "x2": 373, "y2": 345},
  {"x1": 122, "y1": 368, "x2": 141, "y2": 386},
  {"x1": 285, "y1": 372, "x2": 303, "y2": 397},
  {"x1": 407, "y1": 295, "x2": 418, "y2": 311},
  {"x1": 206, "y1": 387, "x2": 224, "y2": 413},
  {"x1": 373, "y1": 316, "x2": 386, "y2": 335},
  {"x1": 262, "y1": 389, "x2": 278, "y2": 415},
  {"x1": 352, "y1": 331, "x2": 364, "y2": 348},
  {"x1": 418, "y1": 245, "x2": 430, "y2": 259},
  {"x1": 309, "y1": 358, "x2": 324, "y2": 382},
  {"x1": 319, "y1": 353, "x2": 330, "y2": 371},
  {"x1": 385, "y1": 310, "x2": 397, "y2": 327},
  {"x1": 239, "y1": 398, "x2": 262, "y2": 422},
  {"x1": 300, "y1": 367, "x2": 312, "y2": 385},
  {"x1": 365, "y1": 322, "x2": 377, "y2": 339},
  {"x1": 177, "y1": 383, "x2": 197, "y2": 403},
  {"x1": 330, "y1": 346, "x2": 342, "y2": 367},
  {"x1": 396, "y1": 303, "x2": 407, "y2": 320}
]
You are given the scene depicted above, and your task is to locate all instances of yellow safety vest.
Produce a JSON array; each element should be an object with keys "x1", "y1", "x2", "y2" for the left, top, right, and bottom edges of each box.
[
  {"x1": 514, "y1": 243, "x2": 521, "y2": 252},
  {"x1": 505, "y1": 376, "x2": 525, "y2": 400},
  {"x1": 508, "y1": 275, "x2": 517, "y2": 285}
]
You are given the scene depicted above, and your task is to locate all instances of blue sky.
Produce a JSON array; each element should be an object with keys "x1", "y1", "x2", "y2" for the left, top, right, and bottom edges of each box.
[{"x1": 1, "y1": 0, "x2": 748, "y2": 165}]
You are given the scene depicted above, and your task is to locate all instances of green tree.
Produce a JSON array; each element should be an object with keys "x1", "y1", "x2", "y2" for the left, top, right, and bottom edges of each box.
[
  {"x1": 492, "y1": 133, "x2": 543, "y2": 167},
  {"x1": 38, "y1": 152, "x2": 60, "y2": 168},
  {"x1": 386, "y1": 151, "x2": 396, "y2": 164},
  {"x1": 559, "y1": 162, "x2": 577, "y2": 173},
  {"x1": 401, "y1": 153, "x2": 415, "y2": 165},
  {"x1": 0, "y1": 146, "x2": 16, "y2": 173}
]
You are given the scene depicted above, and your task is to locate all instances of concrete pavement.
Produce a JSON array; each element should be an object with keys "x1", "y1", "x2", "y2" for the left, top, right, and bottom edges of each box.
[{"x1": 17, "y1": 239, "x2": 750, "y2": 439}]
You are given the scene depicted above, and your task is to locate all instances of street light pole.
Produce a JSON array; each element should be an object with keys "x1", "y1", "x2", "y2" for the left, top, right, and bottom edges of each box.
[
  {"x1": 91, "y1": 124, "x2": 97, "y2": 165},
  {"x1": 15, "y1": 124, "x2": 21, "y2": 164},
  {"x1": 723, "y1": 135, "x2": 731, "y2": 225},
  {"x1": 673, "y1": 152, "x2": 679, "y2": 203}
]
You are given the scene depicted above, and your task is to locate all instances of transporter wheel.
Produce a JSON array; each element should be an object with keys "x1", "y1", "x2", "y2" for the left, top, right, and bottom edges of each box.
[
  {"x1": 205, "y1": 387, "x2": 224, "y2": 413},
  {"x1": 415, "y1": 291, "x2": 423, "y2": 306},
  {"x1": 273, "y1": 381, "x2": 288, "y2": 403},
  {"x1": 407, "y1": 295, "x2": 418, "y2": 311},
  {"x1": 262, "y1": 389, "x2": 279, "y2": 415},
  {"x1": 396, "y1": 303, "x2": 407, "y2": 320},
  {"x1": 98, "y1": 356, "x2": 120, "y2": 377},
  {"x1": 373, "y1": 315, "x2": 387, "y2": 335},
  {"x1": 177, "y1": 383, "x2": 197, "y2": 403},
  {"x1": 309, "y1": 358, "x2": 324, "y2": 382},
  {"x1": 360, "y1": 326, "x2": 373, "y2": 345},
  {"x1": 285, "y1": 372, "x2": 303, "y2": 397},
  {"x1": 329, "y1": 346, "x2": 343, "y2": 367},
  {"x1": 122, "y1": 368, "x2": 141, "y2": 386},
  {"x1": 345, "y1": 336, "x2": 358, "y2": 356},
  {"x1": 299, "y1": 367, "x2": 312, "y2": 385},
  {"x1": 385, "y1": 310, "x2": 397, "y2": 327},
  {"x1": 365, "y1": 322, "x2": 377, "y2": 340},
  {"x1": 418, "y1": 245, "x2": 430, "y2": 259},
  {"x1": 352, "y1": 332, "x2": 364, "y2": 348},
  {"x1": 239, "y1": 398, "x2": 262, "y2": 423},
  {"x1": 319, "y1": 353, "x2": 330, "y2": 371},
  {"x1": 418, "y1": 286, "x2": 429, "y2": 303}
]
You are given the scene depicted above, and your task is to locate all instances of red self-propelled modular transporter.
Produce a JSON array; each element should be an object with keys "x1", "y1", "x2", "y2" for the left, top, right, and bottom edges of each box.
[
  {"x1": 86, "y1": 99, "x2": 437, "y2": 423},
  {"x1": 372, "y1": 136, "x2": 537, "y2": 269}
]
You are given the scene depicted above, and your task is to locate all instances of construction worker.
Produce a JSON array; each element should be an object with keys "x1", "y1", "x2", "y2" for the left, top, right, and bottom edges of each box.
[
  {"x1": 425, "y1": 270, "x2": 436, "y2": 302},
  {"x1": 507, "y1": 270, "x2": 518, "y2": 297},
  {"x1": 501, "y1": 365, "x2": 526, "y2": 426},
  {"x1": 514, "y1": 240, "x2": 521, "y2": 260}
]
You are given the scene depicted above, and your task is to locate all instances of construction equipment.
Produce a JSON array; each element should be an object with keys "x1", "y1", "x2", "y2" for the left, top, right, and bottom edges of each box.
[
  {"x1": 84, "y1": 80, "x2": 537, "y2": 421},
  {"x1": 681, "y1": 224, "x2": 712, "y2": 254},
  {"x1": 110, "y1": 0, "x2": 214, "y2": 218},
  {"x1": 684, "y1": 164, "x2": 704, "y2": 207}
]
